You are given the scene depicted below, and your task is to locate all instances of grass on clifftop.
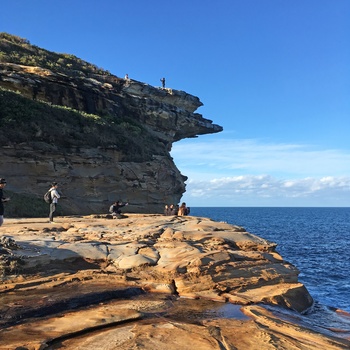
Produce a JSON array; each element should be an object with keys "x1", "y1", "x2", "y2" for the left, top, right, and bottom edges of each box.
[
  {"x1": 0, "y1": 32, "x2": 110, "y2": 78},
  {"x1": 0, "y1": 33, "x2": 167, "y2": 161},
  {"x1": 0, "y1": 87, "x2": 166, "y2": 161}
]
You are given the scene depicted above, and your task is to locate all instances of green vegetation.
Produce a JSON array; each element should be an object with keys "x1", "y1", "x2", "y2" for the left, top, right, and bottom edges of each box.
[
  {"x1": 0, "y1": 87, "x2": 165, "y2": 160},
  {"x1": 3, "y1": 190, "x2": 55, "y2": 218},
  {"x1": 0, "y1": 32, "x2": 109, "y2": 77},
  {"x1": 0, "y1": 33, "x2": 166, "y2": 161}
]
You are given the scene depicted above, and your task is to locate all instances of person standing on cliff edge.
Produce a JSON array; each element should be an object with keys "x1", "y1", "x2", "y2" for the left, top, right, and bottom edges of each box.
[
  {"x1": 0, "y1": 178, "x2": 10, "y2": 227},
  {"x1": 160, "y1": 77, "x2": 165, "y2": 88},
  {"x1": 48, "y1": 182, "x2": 60, "y2": 223}
]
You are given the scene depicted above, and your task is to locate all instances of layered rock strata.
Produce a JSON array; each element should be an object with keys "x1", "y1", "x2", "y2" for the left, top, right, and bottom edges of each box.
[
  {"x1": 1, "y1": 215, "x2": 349, "y2": 349},
  {"x1": 0, "y1": 36, "x2": 223, "y2": 214},
  {"x1": 0, "y1": 62, "x2": 222, "y2": 144}
]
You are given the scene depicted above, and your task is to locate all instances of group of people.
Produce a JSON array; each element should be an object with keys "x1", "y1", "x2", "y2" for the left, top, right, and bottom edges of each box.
[
  {"x1": 0, "y1": 178, "x2": 190, "y2": 226},
  {"x1": 124, "y1": 74, "x2": 166, "y2": 89},
  {"x1": 164, "y1": 202, "x2": 190, "y2": 216},
  {"x1": 48, "y1": 184, "x2": 131, "y2": 222},
  {"x1": 0, "y1": 180, "x2": 62, "y2": 225}
]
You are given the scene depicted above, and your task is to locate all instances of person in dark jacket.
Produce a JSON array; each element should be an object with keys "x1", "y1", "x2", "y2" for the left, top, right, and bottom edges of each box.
[
  {"x1": 0, "y1": 178, "x2": 10, "y2": 227},
  {"x1": 109, "y1": 200, "x2": 128, "y2": 218},
  {"x1": 168, "y1": 204, "x2": 178, "y2": 215},
  {"x1": 164, "y1": 204, "x2": 170, "y2": 215}
]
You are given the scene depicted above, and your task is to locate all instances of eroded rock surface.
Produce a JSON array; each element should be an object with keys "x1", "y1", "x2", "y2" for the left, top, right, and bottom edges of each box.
[
  {"x1": 0, "y1": 215, "x2": 312, "y2": 311},
  {"x1": 0, "y1": 215, "x2": 349, "y2": 349}
]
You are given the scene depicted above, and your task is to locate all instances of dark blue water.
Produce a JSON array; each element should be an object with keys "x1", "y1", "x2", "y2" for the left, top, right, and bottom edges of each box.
[{"x1": 190, "y1": 207, "x2": 350, "y2": 313}]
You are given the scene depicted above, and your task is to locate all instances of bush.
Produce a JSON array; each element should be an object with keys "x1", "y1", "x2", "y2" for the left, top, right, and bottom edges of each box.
[
  {"x1": 0, "y1": 88, "x2": 166, "y2": 161},
  {"x1": 3, "y1": 191, "x2": 62, "y2": 218},
  {"x1": 0, "y1": 32, "x2": 108, "y2": 76}
]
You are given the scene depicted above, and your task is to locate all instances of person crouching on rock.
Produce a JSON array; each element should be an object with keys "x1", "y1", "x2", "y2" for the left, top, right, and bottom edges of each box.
[{"x1": 109, "y1": 200, "x2": 128, "y2": 219}]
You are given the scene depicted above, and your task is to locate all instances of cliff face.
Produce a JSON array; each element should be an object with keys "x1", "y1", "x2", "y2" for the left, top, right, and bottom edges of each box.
[
  {"x1": 0, "y1": 62, "x2": 221, "y2": 145},
  {"x1": 0, "y1": 34, "x2": 222, "y2": 215}
]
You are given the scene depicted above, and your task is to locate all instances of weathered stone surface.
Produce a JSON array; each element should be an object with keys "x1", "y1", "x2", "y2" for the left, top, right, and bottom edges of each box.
[
  {"x1": 0, "y1": 215, "x2": 349, "y2": 349},
  {"x1": 0, "y1": 145, "x2": 190, "y2": 214},
  {"x1": 1, "y1": 215, "x2": 312, "y2": 311}
]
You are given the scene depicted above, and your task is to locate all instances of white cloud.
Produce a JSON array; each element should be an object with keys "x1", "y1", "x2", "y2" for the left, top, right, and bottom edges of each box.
[
  {"x1": 171, "y1": 138, "x2": 350, "y2": 206},
  {"x1": 182, "y1": 175, "x2": 350, "y2": 206},
  {"x1": 171, "y1": 138, "x2": 350, "y2": 179}
]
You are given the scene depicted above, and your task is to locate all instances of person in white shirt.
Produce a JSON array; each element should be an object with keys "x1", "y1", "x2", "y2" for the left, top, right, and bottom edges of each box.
[{"x1": 48, "y1": 182, "x2": 60, "y2": 223}]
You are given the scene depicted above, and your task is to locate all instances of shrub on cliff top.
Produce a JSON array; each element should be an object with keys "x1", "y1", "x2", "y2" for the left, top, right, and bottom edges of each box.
[{"x1": 0, "y1": 32, "x2": 108, "y2": 77}]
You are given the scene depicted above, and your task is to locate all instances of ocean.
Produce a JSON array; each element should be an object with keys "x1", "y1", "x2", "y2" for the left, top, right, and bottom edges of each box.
[{"x1": 190, "y1": 207, "x2": 350, "y2": 313}]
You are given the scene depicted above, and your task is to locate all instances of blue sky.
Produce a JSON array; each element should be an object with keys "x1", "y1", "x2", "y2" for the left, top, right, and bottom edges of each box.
[{"x1": 2, "y1": 1, "x2": 350, "y2": 206}]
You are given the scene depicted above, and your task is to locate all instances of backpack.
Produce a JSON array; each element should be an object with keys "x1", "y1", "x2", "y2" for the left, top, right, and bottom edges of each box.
[{"x1": 44, "y1": 190, "x2": 52, "y2": 203}]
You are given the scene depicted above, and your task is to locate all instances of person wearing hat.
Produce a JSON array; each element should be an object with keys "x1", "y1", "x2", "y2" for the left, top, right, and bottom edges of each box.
[
  {"x1": 48, "y1": 182, "x2": 60, "y2": 223},
  {"x1": 0, "y1": 178, "x2": 10, "y2": 227}
]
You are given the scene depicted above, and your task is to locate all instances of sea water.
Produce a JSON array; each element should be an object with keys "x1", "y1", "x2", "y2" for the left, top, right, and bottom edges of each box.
[{"x1": 190, "y1": 207, "x2": 350, "y2": 313}]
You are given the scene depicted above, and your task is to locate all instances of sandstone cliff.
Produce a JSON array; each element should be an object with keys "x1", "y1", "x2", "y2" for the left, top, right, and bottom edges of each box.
[{"x1": 0, "y1": 33, "x2": 222, "y2": 216}]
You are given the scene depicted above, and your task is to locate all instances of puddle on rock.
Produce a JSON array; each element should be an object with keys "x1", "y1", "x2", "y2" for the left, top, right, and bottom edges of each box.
[{"x1": 129, "y1": 293, "x2": 249, "y2": 322}]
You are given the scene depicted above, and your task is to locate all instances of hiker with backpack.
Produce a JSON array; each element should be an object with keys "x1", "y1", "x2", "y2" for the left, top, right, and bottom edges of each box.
[
  {"x1": 0, "y1": 178, "x2": 10, "y2": 227},
  {"x1": 45, "y1": 182, "x2": 60, "y2": 223}
]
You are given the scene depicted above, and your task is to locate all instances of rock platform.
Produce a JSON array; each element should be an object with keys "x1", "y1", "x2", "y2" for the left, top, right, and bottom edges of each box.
[{"x1": 0, "y1": 214, "x2": 349, "y2": 349}]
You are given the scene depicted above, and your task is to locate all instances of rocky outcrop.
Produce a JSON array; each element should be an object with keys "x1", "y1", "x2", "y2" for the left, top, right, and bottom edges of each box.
[
  {"x1": 0, "y1": 62, "x2": 222, "y2": 145},
  {"x1": 0, "y1": 215, "x2": 349, "y2": 349},
  {"x1": 0, "y1": 35, "x2": 223, "y2": 215},
  {"x1": 0, "y1": 215, "x2": 313, "y2": 311}
]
